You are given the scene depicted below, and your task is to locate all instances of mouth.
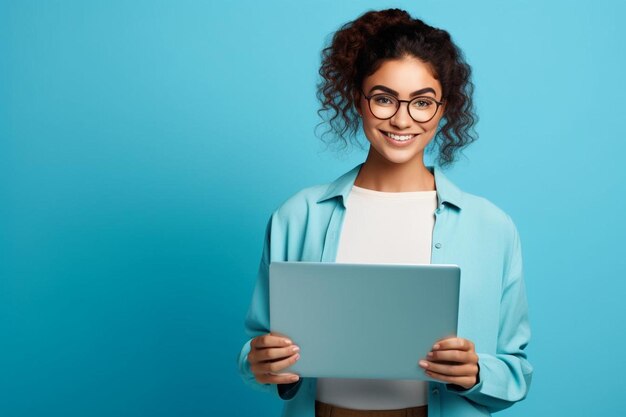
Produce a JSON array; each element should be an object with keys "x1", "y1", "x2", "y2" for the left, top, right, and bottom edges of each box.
[{"x1": 379, "y1": 130, "x2": 419, "y2": 143}]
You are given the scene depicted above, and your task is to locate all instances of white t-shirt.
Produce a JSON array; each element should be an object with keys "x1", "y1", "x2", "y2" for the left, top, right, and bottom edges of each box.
[{"x1": 316, "y1": 184, "x2": 438, "y2": 410}]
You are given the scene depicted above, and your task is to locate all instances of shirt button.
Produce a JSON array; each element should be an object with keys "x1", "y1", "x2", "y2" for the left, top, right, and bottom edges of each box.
[
  {"x1": 435, "y1": 243, "x2": 442, "y2": 249},
  {"x1": 432, "y1": 388, "x2": 439, "y2": 395}
]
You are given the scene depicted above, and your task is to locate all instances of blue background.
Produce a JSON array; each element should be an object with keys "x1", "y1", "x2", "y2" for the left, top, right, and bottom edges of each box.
[{"x1": 1, "y1": 0, "x2": 625, "y2": 416}]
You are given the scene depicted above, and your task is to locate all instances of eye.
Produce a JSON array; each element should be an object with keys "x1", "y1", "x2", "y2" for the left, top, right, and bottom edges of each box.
[
  {"x1": 372, "y1": 94, "x2": 397, "y2": 106},
  {"x1": 411, "y1": 97, "x2": 436, "y2": 109}
]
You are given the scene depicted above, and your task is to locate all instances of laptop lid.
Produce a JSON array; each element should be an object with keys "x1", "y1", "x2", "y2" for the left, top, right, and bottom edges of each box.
[{"x1": 269, "y1": 261, "x2": 460, "y2": 380}]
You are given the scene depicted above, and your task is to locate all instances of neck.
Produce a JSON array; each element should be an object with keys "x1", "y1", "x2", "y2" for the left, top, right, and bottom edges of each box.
[{"x1": 354, "y1": 151, "x2": 435, "y2": 192}]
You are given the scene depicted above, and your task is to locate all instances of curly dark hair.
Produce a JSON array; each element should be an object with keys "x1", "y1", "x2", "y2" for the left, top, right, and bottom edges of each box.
[{"x1": 315, "y1": 8, "x2": 478, "y2": 168}]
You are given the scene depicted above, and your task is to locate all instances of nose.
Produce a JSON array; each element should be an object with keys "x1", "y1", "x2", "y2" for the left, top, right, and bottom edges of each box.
[{"x1": 390, "y1": 101, "x2": 414, "y2": 129}]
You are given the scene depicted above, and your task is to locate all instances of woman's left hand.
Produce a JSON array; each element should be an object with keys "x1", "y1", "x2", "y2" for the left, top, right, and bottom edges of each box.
[{"x1": 418, "y1": 337, "x2": 480, "y2": 390}]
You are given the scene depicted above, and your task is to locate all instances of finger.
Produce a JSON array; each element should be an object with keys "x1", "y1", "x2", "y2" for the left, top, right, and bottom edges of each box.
[
  {"x1": 252, "y1": 345, "x2": 300, "y2": 363},
  {"x1": 252, "y1": 334, "x2": 293, "y2": 349},
  {"x1": 432, "y1": 337, "x2": 474, "y2": 351},
  {"x1": 424, "y1": 370, "x2": 476, "y2": 389},
  {"x1": 419, "y1": 360, "x2": 478, "y2": 377},
  {"x1": 426, "y1": 349, "x2": 478, "y2": 364},
  {"x1": 256, "y1": 372, "x2": 301, "y2": 385},
  {"x1": 251, "y1": 352, "x2": 300, "y2": 375}
]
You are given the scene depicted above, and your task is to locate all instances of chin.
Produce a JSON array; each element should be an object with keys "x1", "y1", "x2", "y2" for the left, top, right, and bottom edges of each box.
[
  {"x1": 374, "y1": 147, "x2": 425, "y2": 166},
  {"x1": 388, "y1": 155, "x2": 423, "y2": 166}
]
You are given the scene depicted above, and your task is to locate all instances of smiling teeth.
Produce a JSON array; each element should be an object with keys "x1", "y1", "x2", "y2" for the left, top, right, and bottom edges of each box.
[{"x1": 385, "y1": 132, "x2": 415, "y2": 141}]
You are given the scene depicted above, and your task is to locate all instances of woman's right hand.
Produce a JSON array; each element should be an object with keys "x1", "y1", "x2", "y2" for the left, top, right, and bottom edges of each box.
[{"x1": 248, "y1": 332, "x2": 301, "y2": 384}]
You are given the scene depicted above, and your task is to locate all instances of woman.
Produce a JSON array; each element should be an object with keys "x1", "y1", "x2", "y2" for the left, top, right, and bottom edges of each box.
[{"x1": 237, "y1": 8, "x2": 532, "y2": 417}]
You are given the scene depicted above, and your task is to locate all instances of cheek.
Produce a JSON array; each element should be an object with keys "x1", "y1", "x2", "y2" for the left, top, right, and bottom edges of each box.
[
  {"x1": 424, "y1": 114, "x2": 444, "y2": 133},
  {"x1": 361, "y1": 114, "x2": 381, "y2": 131}
]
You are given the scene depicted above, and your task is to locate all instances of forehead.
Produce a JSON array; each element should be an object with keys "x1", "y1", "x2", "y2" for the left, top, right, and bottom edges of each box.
[{"x1": 364, "y1": 57, "x2": 441, "y2": 96}]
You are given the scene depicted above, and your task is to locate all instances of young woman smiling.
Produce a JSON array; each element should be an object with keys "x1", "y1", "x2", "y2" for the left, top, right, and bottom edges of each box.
[{"x1": 237, "y1": 8, "x2": 532, "y2": 417}]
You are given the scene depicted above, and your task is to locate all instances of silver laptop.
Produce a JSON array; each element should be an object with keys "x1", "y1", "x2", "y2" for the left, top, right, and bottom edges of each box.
[{"x1": 269, "y1": 261, "x2": 460, "y2": 380}]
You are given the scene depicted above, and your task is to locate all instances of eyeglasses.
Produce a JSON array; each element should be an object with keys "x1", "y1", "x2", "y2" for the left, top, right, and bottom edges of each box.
[{"x1": 360, "y1": 89, "x2": 444, "y2": 123}]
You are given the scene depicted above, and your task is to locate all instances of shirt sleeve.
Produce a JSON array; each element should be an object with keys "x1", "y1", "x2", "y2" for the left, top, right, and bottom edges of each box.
[
  {"x1": 235, "y1": 214, "x2": 304, "y2": 401},
  {"x1": 444, "y1": 215, "x2": 533, "y2": 413}
]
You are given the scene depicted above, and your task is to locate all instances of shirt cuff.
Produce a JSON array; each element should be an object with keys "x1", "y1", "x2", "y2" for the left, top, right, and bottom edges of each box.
[{"x1": 277, "y1": 379, "x2": 303, "y2": 400}]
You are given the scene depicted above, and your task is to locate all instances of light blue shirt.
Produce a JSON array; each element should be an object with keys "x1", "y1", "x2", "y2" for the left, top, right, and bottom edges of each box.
[{"x1": 237, "y1": 163, "x2": 532, "y2": 417}]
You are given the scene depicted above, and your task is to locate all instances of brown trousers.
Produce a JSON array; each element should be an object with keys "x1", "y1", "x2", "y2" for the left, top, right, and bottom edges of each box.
[{"x1": 315, "y1": 400, "x2": 428, "y2": 417}]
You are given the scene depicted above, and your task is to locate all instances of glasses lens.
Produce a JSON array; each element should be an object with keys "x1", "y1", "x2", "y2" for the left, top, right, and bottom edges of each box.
[
  {"x1": 409, "y1": 97, "x2": 438, "y2": 122},
  {"x1": 369, "y1": 94, "x2": 399, "y2": 119}
]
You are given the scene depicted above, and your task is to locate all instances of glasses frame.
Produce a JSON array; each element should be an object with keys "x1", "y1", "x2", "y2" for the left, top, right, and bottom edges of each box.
[{"x1": 360, "y1": 88, "x2": 445, "y2": 123}]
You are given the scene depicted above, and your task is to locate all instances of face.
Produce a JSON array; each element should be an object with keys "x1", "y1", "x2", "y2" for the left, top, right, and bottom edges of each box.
[{"x1": 356, "y1": 56, "x2": 445, "y2": 167}]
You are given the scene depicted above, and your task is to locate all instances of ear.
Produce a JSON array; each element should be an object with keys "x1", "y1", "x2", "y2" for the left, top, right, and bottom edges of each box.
[{"x1": 354, "y1": 90, "x2": 363, "y2": 117}]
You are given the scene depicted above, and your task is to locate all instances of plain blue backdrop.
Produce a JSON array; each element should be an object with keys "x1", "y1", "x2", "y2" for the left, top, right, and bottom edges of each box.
[{"x1": 1, "y1": 0, "x2": 625, "y2": 416}]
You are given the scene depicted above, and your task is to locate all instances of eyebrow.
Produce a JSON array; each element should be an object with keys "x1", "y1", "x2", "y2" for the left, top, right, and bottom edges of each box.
[{"x1": 368, "y1": 85, "x2": 437, "y2": 98}]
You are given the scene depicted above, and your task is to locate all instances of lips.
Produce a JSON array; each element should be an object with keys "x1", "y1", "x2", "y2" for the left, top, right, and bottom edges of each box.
[
  {"x1": 377, "y1": 130, "x2": 419, "y2": 148},
  {"x1": 380, "y1": 130, "x2": 419, "y2": 138},
  {"x1": 379, "y1": 129, "x2": 419, "y2": 142}
]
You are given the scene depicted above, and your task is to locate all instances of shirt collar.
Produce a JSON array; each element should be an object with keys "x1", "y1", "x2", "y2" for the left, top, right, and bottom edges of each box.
[{"x1": 316, "y1": 162, "x2": 464, "y2": 210}]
